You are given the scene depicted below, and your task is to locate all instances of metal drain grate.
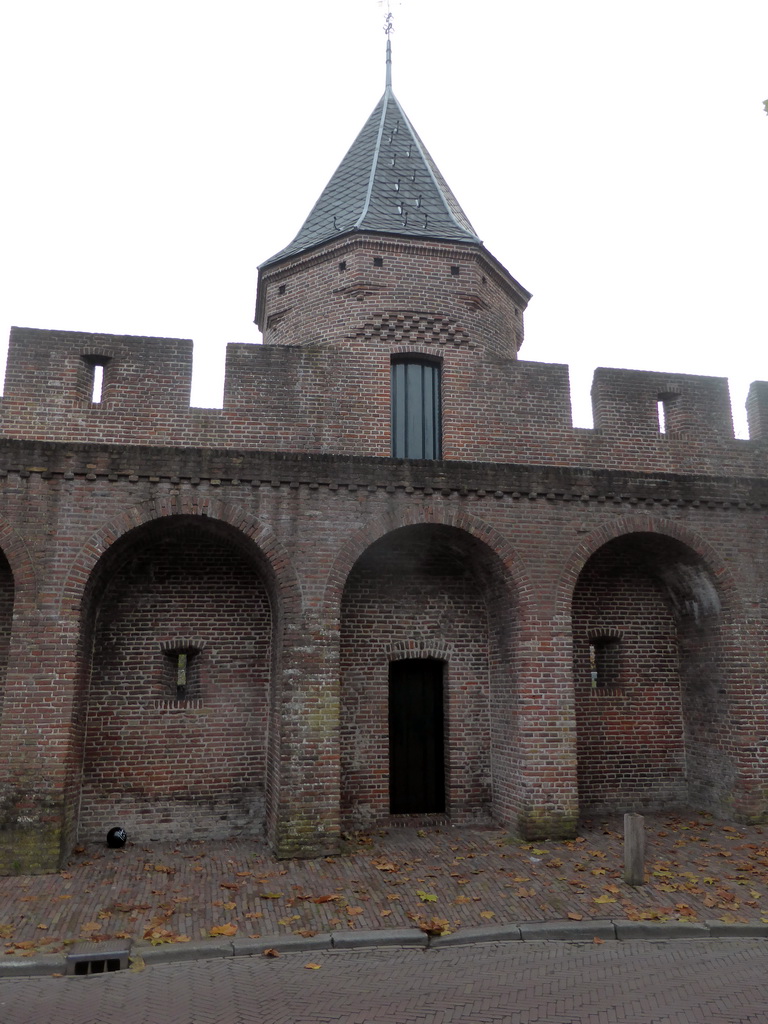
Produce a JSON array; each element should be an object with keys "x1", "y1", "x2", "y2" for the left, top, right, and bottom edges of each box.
[{"x1": 66, "y1": 940, "x2": 132, "y2": 976}]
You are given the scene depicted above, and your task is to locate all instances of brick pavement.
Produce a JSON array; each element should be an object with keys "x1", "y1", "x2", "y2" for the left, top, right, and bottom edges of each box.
[
  {"x1": 1, "y1": 939, "x2": 767, "y2": 1023},
  {"x1": 1, "y1": 813, "x2": 768, "y2": 963}
]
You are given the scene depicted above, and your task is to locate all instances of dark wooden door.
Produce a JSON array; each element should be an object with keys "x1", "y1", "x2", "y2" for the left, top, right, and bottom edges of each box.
[{"x1": 388, "y1": 659, "x2": 445, "y2": 814}]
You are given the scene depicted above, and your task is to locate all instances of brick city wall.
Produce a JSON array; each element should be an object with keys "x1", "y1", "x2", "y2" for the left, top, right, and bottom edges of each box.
[
  {"x1": 0, "y1": 436, "x2": 765, "y2": 871},
  {"x1": 1, "y1": 221, "x2": 767, "y2": 871}
]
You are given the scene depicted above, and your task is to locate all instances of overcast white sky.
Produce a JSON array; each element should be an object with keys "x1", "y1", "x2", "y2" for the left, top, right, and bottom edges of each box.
[{"x1": 2, "y1": 0, "x2": 766, "y2": 434}]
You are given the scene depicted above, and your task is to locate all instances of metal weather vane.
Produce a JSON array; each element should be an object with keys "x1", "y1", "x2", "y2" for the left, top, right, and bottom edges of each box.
[
  {"x1": 379, "y1": 0, "x2": 397, "y2": 36},
  {"x1": 379, "y1": 0, "x2": 398, "y2": 88}
]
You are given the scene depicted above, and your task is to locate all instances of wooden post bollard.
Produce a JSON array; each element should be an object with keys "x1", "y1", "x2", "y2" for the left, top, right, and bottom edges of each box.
[{"x1": 624, "y1": 812, "x2": 645, "y2": 886}]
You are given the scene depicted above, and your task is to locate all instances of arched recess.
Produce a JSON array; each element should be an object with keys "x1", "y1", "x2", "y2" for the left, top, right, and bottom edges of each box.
[
  {"x1": 562, "y1": 517, "x2": 743, "y2": 819},
  {"x1": 334, "y1": 512, "x2": 529, "y2": 831},
  {"x1": 63, "y1": 499, "x2": 302, "y2": 846},
  {"x1": 0, "y1": 518, "x2": 37, "y2": 726},
  {"x1": 0, "y1": 549, "x2": 15, "y2": 725}
]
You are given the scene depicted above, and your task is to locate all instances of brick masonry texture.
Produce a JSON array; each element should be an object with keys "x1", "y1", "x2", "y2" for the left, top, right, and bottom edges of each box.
[
  {"x1": 2, "y1": 151, "x2": 768, "y2": 875},
  {"x1": 80, "y1": 521, "x2": 271, "y2": 841}
]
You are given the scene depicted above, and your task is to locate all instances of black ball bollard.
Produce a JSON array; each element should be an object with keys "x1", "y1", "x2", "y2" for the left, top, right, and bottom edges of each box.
[{"x1": 106, "y1": 827, "x2": 127, "y2": 849}]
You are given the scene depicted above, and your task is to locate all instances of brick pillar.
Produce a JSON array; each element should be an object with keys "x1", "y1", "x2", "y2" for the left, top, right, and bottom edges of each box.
[
  {"x1": 0, "y1": 611, "x2": 81, "y2": 874},
  {"x1": 509, "y1": 622, "x2": 579, "y2": 840},
  {"x1": 725, "y1": 616, "x2": 768, "y2": 824},
  {"x1": 267, "y1": 618, "x2": 342, "y2": 858}
]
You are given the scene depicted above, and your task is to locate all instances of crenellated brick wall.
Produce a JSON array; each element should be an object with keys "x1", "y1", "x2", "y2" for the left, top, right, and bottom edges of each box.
[
  {"x1": 1, "y1": 227, "x2": 767, "y2": 873},
  {"x1": 3, "y1": 323, "x2": 766, "y2": 477}
]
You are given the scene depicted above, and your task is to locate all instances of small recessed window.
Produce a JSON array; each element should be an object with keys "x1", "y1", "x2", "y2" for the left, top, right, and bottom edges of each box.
[
  {"x1": 589, "y1": 637, "x2": 621, "y2": 689},
  {"x1": 164, "y1": 648, "x2": 200, "y2": 701},
  {"x1": 373, "y1": 257, "x2": 384, "y2": 268},
  {"x1": 91, "y1": 364, "x2": 104, "y2": 403},
  {"x1": 657, "y1": 391, "x2": 680, "y2": 434},
  {"x1": 450, "y1": 265, "x2": 460, "y2": 276},
  {"x1": 339, "y1": 260, "x2": 347, "y2": 272},
  {"x1": 83, "y1": 356, "x2": 110, "y2": 404},
  {"x1": 278, "y1": 284, "x2": 286, "y2": 295}
]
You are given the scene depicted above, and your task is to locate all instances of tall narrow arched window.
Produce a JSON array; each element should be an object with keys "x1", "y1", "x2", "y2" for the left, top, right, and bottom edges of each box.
[{"x1": 391, "y1": 357, "x2": 442, "y2": 459}]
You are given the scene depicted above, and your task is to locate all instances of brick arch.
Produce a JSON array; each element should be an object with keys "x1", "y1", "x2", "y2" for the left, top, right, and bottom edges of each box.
[
  {"x1": 0, "y1": 517, "x2": 38, "y2": 608},
  {"x1": 387, "y1": 640, "x2": 453, "y2": 662},
  {"x1": 337, "y1": 506, "x2": 528, "y2": 830},
  {"x1": 58, "y1": 496, "x2": 303, "y2": 620},
  {"x1": 322, "y1": 505, "x2": 532, "y2": 625},
  {"x1": 555, "y1": 513, "x2": 743, "y2": 621}
]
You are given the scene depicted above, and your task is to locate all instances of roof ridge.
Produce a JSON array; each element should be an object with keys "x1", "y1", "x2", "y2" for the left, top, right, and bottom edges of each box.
[{"x1": 355, "y1": 87, "x2": 391, "y2": 230}]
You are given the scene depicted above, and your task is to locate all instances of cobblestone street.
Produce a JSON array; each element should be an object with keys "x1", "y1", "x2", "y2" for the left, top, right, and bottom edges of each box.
[
  {"x1": 3, "y1": 816, "x2": 768, "y2": 959},
  {"x1": 2, "y1": 938, "x2": 767, "y2": 1024}
]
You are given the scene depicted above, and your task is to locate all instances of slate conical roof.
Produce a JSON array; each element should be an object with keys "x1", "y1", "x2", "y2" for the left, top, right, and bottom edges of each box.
[{"x1": 260, "y1": 41, "x2": 482, "y2": 268}]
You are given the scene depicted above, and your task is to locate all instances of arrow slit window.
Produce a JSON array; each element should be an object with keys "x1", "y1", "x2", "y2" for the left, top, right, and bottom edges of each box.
[{"x1": 391, "y1": 357, "x2": 442, "y2": 459}]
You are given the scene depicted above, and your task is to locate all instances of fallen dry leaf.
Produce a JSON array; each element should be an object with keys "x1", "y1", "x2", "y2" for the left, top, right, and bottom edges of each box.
[
  {"x1": 210, "y1": 923, "x2": 238, "y2": 937},
  {"x1": 372, "y1": 859, "x2": 398, "y2": 872},
  {"x1": 262, "y1": 948, "x2": 280, "y2": 958},
  {"x1": 304, "y1": 962, "x2": 322, "y2": 969},
  {"x1": 567, "y1": 912, "x2": 583, "y2": 921}
]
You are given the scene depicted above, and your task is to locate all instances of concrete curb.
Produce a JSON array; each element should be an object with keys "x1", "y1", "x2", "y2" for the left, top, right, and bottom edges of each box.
[
  {"x1": 614, "y1": 921, "x2": 710, "y2": 940},
  {"x1": 331, "y1": 928, "x2": 428, "y2": 949},
  {"x1": 231, "y1": 934, "x2": 333, "y2": 955},
  {"x1": 2, "y1": 919, "x2": 767, "y2": 977},
  {"x1": 430, "y1": 924, "x2": 522, "y2": 946},
  {"x1": 140, "y1": 939, "x2": 233, "y2": 965},
  {"x1": 520, "y1": 919, "x2": 616, "y2": 941}
]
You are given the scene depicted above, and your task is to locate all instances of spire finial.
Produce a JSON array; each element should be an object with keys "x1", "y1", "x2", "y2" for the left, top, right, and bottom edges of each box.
[{"x1": 383, "y1": 1, "x2": 393, "y2": 89}]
